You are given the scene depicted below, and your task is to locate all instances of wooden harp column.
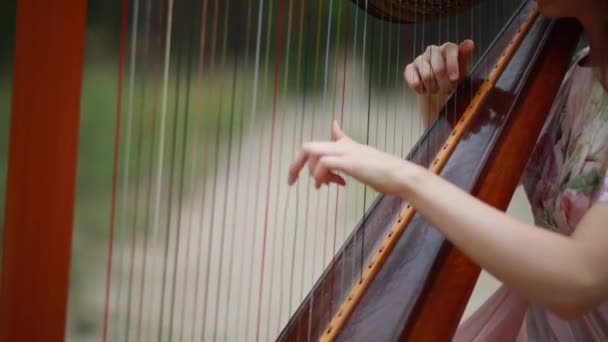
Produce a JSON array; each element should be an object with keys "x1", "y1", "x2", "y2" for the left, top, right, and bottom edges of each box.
[{"x1": 1, "y1": 0, "x2": 87, "y2": 341}]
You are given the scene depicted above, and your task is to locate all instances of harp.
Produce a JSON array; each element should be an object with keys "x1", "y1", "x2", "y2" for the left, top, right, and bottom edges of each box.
[{"x1": 0, "y1": 0, "x2": 581, "y2": 341}]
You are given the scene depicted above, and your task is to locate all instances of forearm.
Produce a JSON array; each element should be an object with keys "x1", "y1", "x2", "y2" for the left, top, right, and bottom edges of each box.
[{"x1": 398, "y1": 164, "x2": 599, "y2": 318}]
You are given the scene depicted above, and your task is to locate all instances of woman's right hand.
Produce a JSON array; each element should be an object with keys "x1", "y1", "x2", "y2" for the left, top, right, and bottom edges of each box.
[{"x1": 404, "y1": 39, "x2": 475, "y2": 96}]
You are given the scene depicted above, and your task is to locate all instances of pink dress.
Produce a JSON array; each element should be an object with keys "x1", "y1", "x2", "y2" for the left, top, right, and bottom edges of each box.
[{"x1": 454, "y1": 49, "x2": 608, "y2": 341}]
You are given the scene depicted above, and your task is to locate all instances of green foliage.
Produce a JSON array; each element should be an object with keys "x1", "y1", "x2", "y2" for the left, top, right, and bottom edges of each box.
[{"x1": 0, "y1": 1, "x2": 15, "y2": 65}]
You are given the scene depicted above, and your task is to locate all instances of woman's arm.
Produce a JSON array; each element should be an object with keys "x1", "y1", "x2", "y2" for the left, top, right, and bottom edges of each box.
[
  {"x1": 288, "y1": 121, "x2": 608, "y2": 320},
  {"x1": 400, "y1": 163, "x2": 608, "y2": 320}
]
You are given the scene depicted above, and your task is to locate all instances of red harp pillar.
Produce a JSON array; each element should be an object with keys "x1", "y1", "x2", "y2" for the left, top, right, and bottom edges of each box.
[{"x1": 0, "y1": 1, "x2": 87, "y2": 341}]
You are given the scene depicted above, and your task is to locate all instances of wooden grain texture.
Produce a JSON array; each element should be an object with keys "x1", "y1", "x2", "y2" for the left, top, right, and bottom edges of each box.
[{"x1": 0, "y1": 1, "x2": 87, "y2": 341}]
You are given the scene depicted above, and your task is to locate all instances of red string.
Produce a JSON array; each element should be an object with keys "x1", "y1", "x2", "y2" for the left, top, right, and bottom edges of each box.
[
  {"x1": 256, "y1": 0, "x2": 285, "y2": 340},
  {"x1": 102, "y1": 0, "x2": 129, "y2": 340}
]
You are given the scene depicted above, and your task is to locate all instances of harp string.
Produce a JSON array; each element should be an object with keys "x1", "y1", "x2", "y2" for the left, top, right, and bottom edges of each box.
[
  {"x1": 136, "y1": 0, "x2": 163, "y2": 338},
  {"x1": 165, "y1": 0, "x2": 188, "y2": 337},
  {"x1": 287, "y1": 0, "x2": 306, "y2": 327},
  {"x1": 323, "y1": 0, "x2": 340, "y2": 332},
  {"x1": 340, "y1": 0, "x2": 361, "y2": 303},
  {"x1": 136, "y1": 3, "x2": 161, "y2": 340},
  {"x1": 227, "y1": 0, "x2": 259, "y2": 336},
  {"x1": 394, "y1": 7, "x2": 404, "y2": 157},
  {"x1": 361, "y1": 0, "x2": 371, "y2": 284},
  {"x1": 238, "y1": 0, "x2": 264, "y2": 339},
  {"x1": 309, "y1": 0, "x2": 326, "y2": 331},
  {"x1": 380, "y1": 3, "x2": 390, "y2": 153},
  {"x1": 329, "y1": 0, "x2": 351, "y2": 320},
  {"x1": 205, "y1": 0, "x2": 228, "y2": 338},
  {"x1": 321, "y1": 0, "x2": 336, "y2": 276},
  {"x1": 246, "y1": 0, "x2": 276, "y2": 336},
  {"x1": 189, "y1": 0, "x2": 212, "y2": 339},
  {"x1": 254, "y1": 0, "x2": 287, "y2": 338},
  {"x1": 267, "y1": 0, "x2": 298, "y2": 337},
  {"x1": 230, "y1": 3, "x2": 256, "y2": 339},
  {"x1": 326, "y1": 0, "x2": 340, "y2": 296},
  {"x1": 124, "y1": 0, "x2": 153, "y2": 339},
  {"x1": 176, "y1": 0, "x2": 201, "y2": 338},
  {"x1": 178, "y1": 0, "x2": 208, "y2": 339},
  {"x1": 308, "y1": 0, "x2": 329, "y2": 336},
  {"x1": 200, "y1": 0, "x2": 224, "y2": 336},
  {"x1": 118, "y1": 0, "x2": 142, "y2": 336},
  {"x1": 102, "y1": 0, "x2": 130, "y2": 339}
]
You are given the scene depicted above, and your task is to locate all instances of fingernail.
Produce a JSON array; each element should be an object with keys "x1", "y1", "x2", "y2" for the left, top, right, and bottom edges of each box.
[{"x1": 450, "y1": 72, "x2": 458, "y2": 82}]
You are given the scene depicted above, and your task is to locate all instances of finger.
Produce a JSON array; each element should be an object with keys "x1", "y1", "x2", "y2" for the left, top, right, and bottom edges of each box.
[
  {"x1": 458, "y1": 39, "x2": 475, "y2": 81},
  {"x1": 419, "y1": 58, "x2": 438, "y2": 94},
  {"x1": 308, "y1": 155, "x2": 320, "y2": 177},
  {"x1": 316, "y1": 173, "x2": 346, "y2": 188},
  {"x1": 404, "y1": 64, "x2": 424, "y2": 94},
  {"x1": 442, "y1": 42, "x2": 460, "y2": 82},
  {"x1": 327, "y1": 173, "x2": 346, "y2": 186},
  {"x1": 302, "y1": 141, "x2": 346, "y2": 156},
  {"x1": 287, "y1": 150, "x2": 309, "y2": 185},
  {"x1": 429, "y1": 45, "x2": 453, "y2": 94},
  {"x1": 415, "y1": 64, "x2": 428, "y2": 94},
  {"x1": 314, "y1": 158, "x2": 347, "y2": 188},
  {"x1": 332, "y1": 120, "x2": 345, "y2": 141},
  {"x1": 312, "y1": 159, "x2": 331, "y2": 188}
]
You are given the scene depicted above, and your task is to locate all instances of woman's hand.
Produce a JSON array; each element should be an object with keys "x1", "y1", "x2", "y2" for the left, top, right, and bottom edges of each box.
[
  {"x1": 287, "y1": 121, "x2": 416, "y2": 197},
  {"x1": 405, "y1": 40, "x2": 475, "y2": 126},
  {"x1": 404, "y1": 39, "x2": 474, "y2": 95}
]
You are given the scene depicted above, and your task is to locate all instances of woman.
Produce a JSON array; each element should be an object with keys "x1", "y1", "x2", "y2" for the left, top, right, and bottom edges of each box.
[{"x1": 287, "y1": 0, "x2": 608, "y2": 340}]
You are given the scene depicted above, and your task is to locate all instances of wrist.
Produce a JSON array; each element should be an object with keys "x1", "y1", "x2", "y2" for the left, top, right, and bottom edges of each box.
[{"x1": 397, "y1": 162, "x2": 430, "y2": 200}]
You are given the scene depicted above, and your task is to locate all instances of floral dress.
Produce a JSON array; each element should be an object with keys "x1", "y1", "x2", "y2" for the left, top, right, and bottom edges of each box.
[{"x1": 454, "y1": 48, "x2": 608, "y2": 341}]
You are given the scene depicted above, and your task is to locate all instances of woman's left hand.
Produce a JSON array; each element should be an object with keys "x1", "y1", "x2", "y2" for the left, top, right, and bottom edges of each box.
[{"x1": 287, "y1": 120, "x2": 418, "y2": 196}]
